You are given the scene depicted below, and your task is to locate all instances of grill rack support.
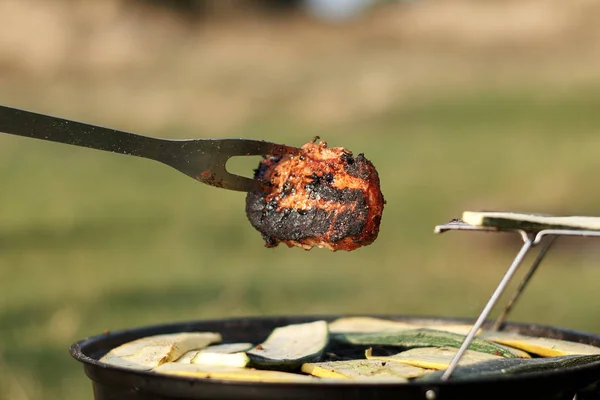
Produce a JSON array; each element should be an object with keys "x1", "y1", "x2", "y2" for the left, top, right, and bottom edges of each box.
[{"x1": 434, "y1": 220, "x2": 600, "y2": 381}]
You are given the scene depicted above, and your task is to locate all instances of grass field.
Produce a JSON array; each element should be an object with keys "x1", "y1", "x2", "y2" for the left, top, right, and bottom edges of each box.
[{"x1": 2, "y1": 1, "x2": 600, "y2": 399}]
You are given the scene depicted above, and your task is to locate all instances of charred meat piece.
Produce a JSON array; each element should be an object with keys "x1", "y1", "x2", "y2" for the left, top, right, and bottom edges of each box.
[{"x1": 245, "y1": 139, "x2": 384, "y2": 251}]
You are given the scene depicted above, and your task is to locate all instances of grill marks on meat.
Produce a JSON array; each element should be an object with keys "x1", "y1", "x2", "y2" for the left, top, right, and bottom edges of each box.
[{"x1": 245, "y1": 139, "x2": 384, "y2": 251}]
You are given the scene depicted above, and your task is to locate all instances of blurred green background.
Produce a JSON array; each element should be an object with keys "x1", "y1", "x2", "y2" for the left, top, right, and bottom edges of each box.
[{"x1": 2, "y1": 0, "x2": 600, "y2": 398}]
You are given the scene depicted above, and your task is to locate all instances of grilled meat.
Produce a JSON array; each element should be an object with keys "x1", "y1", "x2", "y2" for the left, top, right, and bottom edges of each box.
[{"x1": 245, "y1": 139, "x2": 384, "y2": 251}]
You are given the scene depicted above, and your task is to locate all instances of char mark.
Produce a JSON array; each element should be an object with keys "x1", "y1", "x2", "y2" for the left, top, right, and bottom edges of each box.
[
  {"x1": 245, "y1": 187, "x2": 367, "y2": 244},
  {"x1": 342, "y1": 153, "x2": 372, "y2": 180}
]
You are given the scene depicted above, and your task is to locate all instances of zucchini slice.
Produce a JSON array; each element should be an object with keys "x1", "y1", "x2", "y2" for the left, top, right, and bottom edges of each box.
[
  {"x1": 177, "y1": 343, "x2": 254, "y2": 364},
  {"x1": 366, "y1": 346, "x2": 503, "y2": 370},
  {"x1": 480, "y1": 331, "x2": 600, "y2": 357},
  {"x1": 301, "y1": 359, "x2": 428, "y2": 380},
  {"x1": 329, "y1": 317, "x2": 479, "y2": 336},
  {"x1": 332, "y1": 329, "x2": 517, "y2": 358},
  {"x1": 99, "y1": 332, "x2": 222, "y2": 370},
  {"x1": 462, "y1": 211, "x2": 600, "y2": 232},
  {"x1": 418, "y1": 354, "x2": 600, "y2": 381},
  {"x1": 247, "y1": 320, "x2": 329, "y2": 371}
]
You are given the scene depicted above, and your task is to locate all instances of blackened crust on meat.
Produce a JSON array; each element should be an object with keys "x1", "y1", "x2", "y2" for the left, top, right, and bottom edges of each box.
[
  {"x1": 245, "y1": 140, "x2": 384, "y2": 251},
  {"x1": 252, "y1": 156, "x2": 280, "y2": 180},
  {"x1": 341, "y1": 153, "x2": 371, "y2": 180},
  {"x1": 306, "y1": 181, "x2": 364, "y2": 204},
  {"x1": 246, "y1": 188, "x2": 367, "y2": 246},
  {"x1": 329, "y1": 209, "x2": 366, "y2": 242}
]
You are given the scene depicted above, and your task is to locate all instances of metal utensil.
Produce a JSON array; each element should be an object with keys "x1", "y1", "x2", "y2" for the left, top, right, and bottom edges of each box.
[
  {"x1": 433, "y1": 218, "x2": 600, "y2": 381},
  {"x1": 0, "y1": 105, "x2": 300, "y2": 192}
]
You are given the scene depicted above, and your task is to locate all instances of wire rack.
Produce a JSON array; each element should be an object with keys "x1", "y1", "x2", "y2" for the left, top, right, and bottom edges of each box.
[{"x1": 433, "y1": 217, "x2": 600, "y2": 381}]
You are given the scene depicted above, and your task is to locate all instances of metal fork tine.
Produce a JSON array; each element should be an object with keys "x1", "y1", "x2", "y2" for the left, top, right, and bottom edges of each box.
[
  {"x1": 186, "y1": 151, "x2": 263, "y2": 193},
  {"x1": 239, "y1": 141, "x2": 300, "y2": 156},
  {"x1": 207, "y1": 139, "x2": 300, "y2": 157},
  {"x1": 190, "y1": 139, "x2": 301, "y2": 192},
  {"x1": 193, "y1": 139, "x2": 299, "y2": 192},
  {"x1": 212, "y1": 173, "x2": 264, "y2": 193}
]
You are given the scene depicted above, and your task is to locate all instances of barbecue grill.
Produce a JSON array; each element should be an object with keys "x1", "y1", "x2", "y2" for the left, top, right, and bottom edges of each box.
[{"x1": 70, "y1": 315, "x2": 600, "y2": 400}]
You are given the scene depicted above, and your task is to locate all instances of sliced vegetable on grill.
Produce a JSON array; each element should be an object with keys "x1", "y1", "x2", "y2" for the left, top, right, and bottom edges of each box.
[
  {"x1": 493, "y1": 343, "x2": 531, "y2": 359},
  {"x1": 176, "y1": 351, "x2": 198, "y2": 364},
  {"x1": 177, "y1": 343, "x2": 254, "y2": 364},
  {"x1": 192, "y1": 352, "x2": 251, "y2": 368},
  {"x1": 331, "y1": 329, "x2": 518, "y2": 358},
  {"x1": 99, "y1": 332, "x2": 222, "y2": 370},
  {"x1": 462, "y1": 211, "x2": 600, "y2": 232},
  {"x1": 97, "y1": 318, "x2": 600, "y2": 384},
  {"x1": 365, "y1": 346, "x2": 504, "y2": 370},
  {"x1": 418, "y1": 354, "x2": 600, "y2": 382},
  {"x1": 247, "y1": 320, "x2": 329, "y2": 371},
  {"x1": 301, "y1": 359, "x2": 428, "y2": 380},
  {"x1": 418, "y1": 324, "x2": 479, "y2": 336},
  {"x1": 152, "y1": 363, "x2": 318, "y2": 382},
  {"x1": 479, "y1": 331, "x2": 600, "y2": 357},
  {"x1": 328, "y1": 317, "x2": 416, "y2": 333},
  {"x1": 328, "y1": 316, "x2": 479, "y2": 335}
]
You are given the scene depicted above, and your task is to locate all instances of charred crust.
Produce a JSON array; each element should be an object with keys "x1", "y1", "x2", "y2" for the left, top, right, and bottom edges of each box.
[
  {"x1": 342, "y1": 153, "x2": 371, "y2": 180},
  {"x1": 328, "y1": 210, "x2": 366, "y2": 242},
  {"x1": 262, "y1": 234, "x2": 279, "y2": 248},
  {"x1": 304, "y1": 172, "x2": 361, "y2": 203},
  {"x1": 245, "y1": 188, "x2": 368, "y2": 246},
  {"x1": 308, "y1": 183, "x2": 362, "y2": 204},
  {"x1": 340, "y1": 152, "x2": 354, "y2": 165},
  {"x1": 246, "y1": 192, "x2": 333, "y2": 242},
  {"x1": 253, "y1": 156, "x2": 281, "y2": 180}
]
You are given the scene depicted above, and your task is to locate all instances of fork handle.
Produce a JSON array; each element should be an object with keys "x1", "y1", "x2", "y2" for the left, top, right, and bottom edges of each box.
[{"x1": 0, "y1": 105, "x2": 170, "y2": 162}]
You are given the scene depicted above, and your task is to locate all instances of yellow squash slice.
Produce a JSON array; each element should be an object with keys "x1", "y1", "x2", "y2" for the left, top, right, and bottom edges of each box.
[
  {"x1": 365, "y1": 346, "x2": 503, "y2": 370},
  {"x1": 480, "y1": 331, "x2": 600, "y2": 357},
  {"x1": 152, "y1": 363, "x2": 317, "y2": 382},
  {"x1": 301, "y1": 359, "x2": 428, "y2": 381}
]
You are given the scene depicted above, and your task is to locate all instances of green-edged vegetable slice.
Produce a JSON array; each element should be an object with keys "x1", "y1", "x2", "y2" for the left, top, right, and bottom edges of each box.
[
  {"x1": 480, "y1": 331, "x2": 600, "y2": 357},
  {"x1": 328, "y1": 317, "x2": 416, "y2": 333},
  {"x1": 366, "y1": 346, "x2": 503, "y2": 370},
  {"x1": 328, "y1": 317, "x2": 479, "y2": 336},
  {"x1": 418, "y1": 354, "x2": 600, "y2": 381},
  {"x1": 331, "y1": 329, "x2": 517, "y2": 358},
  {"x1": 152, "y1": 363, "x2": 317, "y2": 382},
  {"x1": 462, "y1": 211, "x2": 600, "y2": 232},
  {"x1": 301, "y1": 359, "x2": 428, "y2": 381},
  {"x1": 494, "y1": 343, "x2": 531, "y2": 359},
  {"x1": 99, "y1": 332, "x2": 222, "y2": 370},
  {"x1": 247, "y1": 320, "x2": 329, "y2": 371}
]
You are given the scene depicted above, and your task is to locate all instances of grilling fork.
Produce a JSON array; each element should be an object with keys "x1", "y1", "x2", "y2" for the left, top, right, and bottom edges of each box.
[{"x1": 0, "y1": 105, "x2": 300, "y2": 192}]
